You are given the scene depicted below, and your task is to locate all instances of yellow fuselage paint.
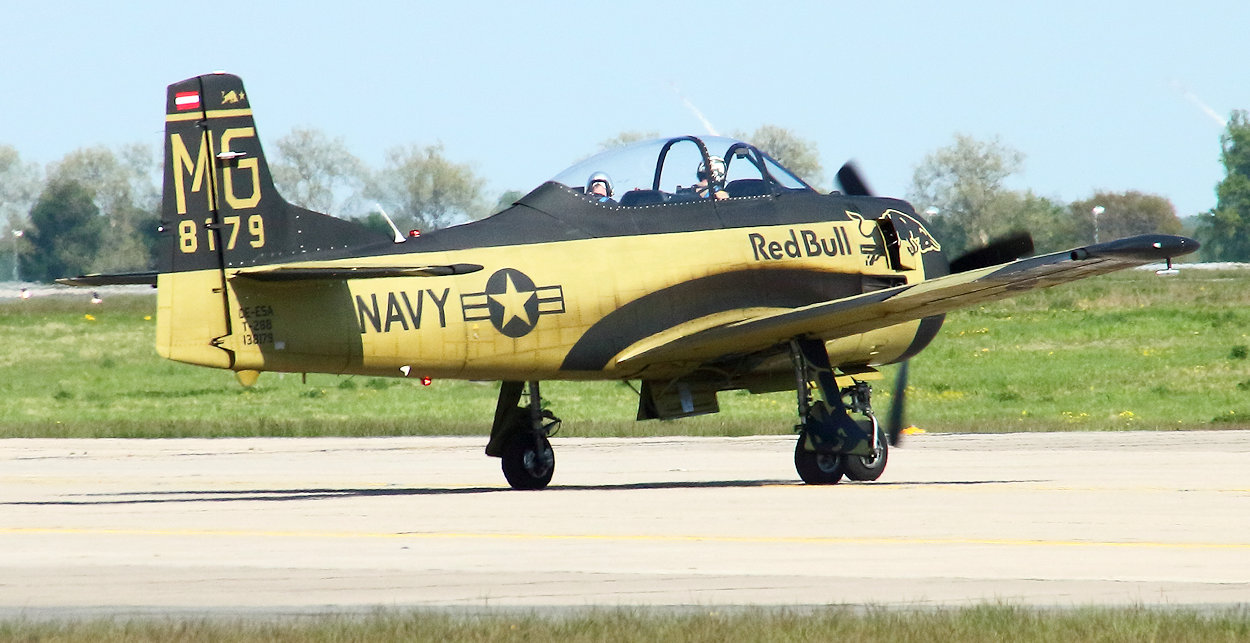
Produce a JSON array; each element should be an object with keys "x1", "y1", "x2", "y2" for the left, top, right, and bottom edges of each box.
[{"x1": 158, "y1": 220, "x2": 929, "y2": 382}]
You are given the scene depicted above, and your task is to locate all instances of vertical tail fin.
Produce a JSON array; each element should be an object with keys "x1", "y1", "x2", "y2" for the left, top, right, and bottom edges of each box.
[
  {"x1": 159, "y1": 72, "x2": 388, "y2": 275},
  {"x1": 156, "y1": 73, "x2": 387, "y2": 369}
]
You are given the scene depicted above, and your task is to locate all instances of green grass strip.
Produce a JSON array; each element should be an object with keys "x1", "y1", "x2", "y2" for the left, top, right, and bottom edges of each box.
[
  {"x1": 2, "y1": 605, "x2": 1249, "y2": 642},
  {"x1": 3, "y1": 268, "x2": 1247, "y2": 438}
]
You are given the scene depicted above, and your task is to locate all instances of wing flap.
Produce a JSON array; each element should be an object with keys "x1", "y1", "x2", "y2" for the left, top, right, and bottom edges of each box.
[{"x1": 615, "y1": 234, "x2": 1198, "y2": 369}]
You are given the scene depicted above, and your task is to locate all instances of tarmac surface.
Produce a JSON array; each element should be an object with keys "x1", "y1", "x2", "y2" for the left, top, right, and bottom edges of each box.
[{"x1": 1, "y1": 431, "x2": 1248, "y2": 614}]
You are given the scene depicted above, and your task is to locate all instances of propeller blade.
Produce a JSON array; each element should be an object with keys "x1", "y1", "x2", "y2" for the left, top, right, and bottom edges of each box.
[
  {"x1": 886, "y1": 360, "x2": 909, "y2": 446},
  {"x1": 948, "y1": 232, "x2": 1034, "y2": 274},
  {"x1": 836, "y1": 161, "x2": 873, "y2": 196}
]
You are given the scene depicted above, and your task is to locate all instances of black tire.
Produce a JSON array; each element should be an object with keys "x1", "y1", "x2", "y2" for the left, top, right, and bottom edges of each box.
[
  {"x1": 844, "y1": 420, "x2": 888, "y2": 482},
  {"x1": 794, "y1": 434, "x2": 845, "y2": 485},
  {"x1": 501, "y1": 431, "x2": 555, "y2": 490}
]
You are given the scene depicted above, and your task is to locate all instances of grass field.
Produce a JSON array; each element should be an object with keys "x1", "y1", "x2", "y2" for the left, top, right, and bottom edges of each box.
[
  {"x1": 2, "y1": 267, "x2": 1248, "y2": 438},
  {"x1": 2, "y1": 606, "x2": 1248, "y2": 642}
]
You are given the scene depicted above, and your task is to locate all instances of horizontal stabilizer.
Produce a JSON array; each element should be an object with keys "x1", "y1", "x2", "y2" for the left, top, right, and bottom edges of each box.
[
  {"x1": 229, "y1": 263, "x2": 483, "y2": 282},
  {"x1": 56, "y1": 272, "x2": 159, "y2": 287}
]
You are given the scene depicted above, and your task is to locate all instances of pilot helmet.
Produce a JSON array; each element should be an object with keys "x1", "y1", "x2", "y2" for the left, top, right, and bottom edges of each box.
[
  {"x1": 586, "y1": 171, "x2": 613, "y2": 197},
  {"x1": 697, "y1": 155, "x2": 725, "y2": 183}
]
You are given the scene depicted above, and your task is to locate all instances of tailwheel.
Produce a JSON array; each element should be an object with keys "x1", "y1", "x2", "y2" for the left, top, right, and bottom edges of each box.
[
  {"x1": 794, "y1": 434, "x2": 845, "y2": 485},
  {"x1": 844, "y1": 419, "x2": 888, "y2": 481},
  {"x1": 501, "y1": 430, "x2": 554, "y2": 490}
]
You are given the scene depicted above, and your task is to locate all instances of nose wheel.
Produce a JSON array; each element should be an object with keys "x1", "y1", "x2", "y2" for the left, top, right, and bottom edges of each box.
[
  {"x1": 844, "y1": 419, "x2": 888, "y2": 481},
  {"x1": 790, "y1": 338, "x2": 882, "y2": 485},
  {"x1": 794, "y1": 434, "x2": 846, "y2": 484}
]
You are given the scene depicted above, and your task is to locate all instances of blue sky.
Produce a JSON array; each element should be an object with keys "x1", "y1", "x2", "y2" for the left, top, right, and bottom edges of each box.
[{"x1": 2, "y1": 0, "x2": 1246, "y2": 217}]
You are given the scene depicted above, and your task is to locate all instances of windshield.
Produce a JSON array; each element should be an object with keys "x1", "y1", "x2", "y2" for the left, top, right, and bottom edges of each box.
[{"x1": 550, "y1": 136, "x2": 814, "y2": 203}]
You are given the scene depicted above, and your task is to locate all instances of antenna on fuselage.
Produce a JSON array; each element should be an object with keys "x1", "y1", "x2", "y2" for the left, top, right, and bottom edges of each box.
[{"x1": 372, "y1": 204, "x2": 405, "y2": 244}]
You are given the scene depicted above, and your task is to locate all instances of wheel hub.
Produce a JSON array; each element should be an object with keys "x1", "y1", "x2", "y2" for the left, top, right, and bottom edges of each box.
[
  {"x1": 524, "y1": 446, "x2": 553, "y2": 477},
  {"x1": 816, "y1": 453, "x2": 841, "y2": 473}
]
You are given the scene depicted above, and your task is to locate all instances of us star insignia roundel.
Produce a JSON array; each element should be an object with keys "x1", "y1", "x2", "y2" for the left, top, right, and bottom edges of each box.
[{"x1": 461, "y1": 268, "x2": 565, "y2": 338}]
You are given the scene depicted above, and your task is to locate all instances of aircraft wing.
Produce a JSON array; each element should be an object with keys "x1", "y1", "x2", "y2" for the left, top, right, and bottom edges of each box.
[{"x1": 614, "y1": 234, "x2": 1198, "y2": 369}]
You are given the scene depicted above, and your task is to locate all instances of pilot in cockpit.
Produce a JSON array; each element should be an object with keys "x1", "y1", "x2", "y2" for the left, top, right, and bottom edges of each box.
[
  {"x1": 586, "y1": 172, "x2": 614, "y2": 203},
  {"x1": 693, "y1": 155, "x2": 728, "y2": 200}
]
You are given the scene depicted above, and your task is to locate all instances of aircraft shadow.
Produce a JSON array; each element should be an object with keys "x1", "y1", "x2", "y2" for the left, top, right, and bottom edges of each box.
[{"x1": 4, "y1": 479, "x2": 1036, "y2": 506}]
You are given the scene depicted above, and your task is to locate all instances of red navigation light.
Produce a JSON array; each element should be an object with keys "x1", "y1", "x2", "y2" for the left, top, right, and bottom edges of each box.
[
  {"x1": 420, "y1": 376, "x2": 433, "y2": 386},
  {"x1": 408, "y1": 229, "x2": 421, "y2": 238}
]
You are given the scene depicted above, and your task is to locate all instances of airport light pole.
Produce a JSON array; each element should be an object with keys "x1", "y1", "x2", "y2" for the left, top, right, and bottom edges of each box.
[
  {"x1": 9, "y1": 229, "x2": 21, "y2": 282},
  {"x1": 1091, "y1": 206, "x2": 1104, "y2": 244}
]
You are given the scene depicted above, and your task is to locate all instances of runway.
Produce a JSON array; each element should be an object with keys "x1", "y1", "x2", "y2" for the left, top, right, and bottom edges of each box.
[{"x1": 1, "y1": 431, "x2": 1247, "y2": 613}]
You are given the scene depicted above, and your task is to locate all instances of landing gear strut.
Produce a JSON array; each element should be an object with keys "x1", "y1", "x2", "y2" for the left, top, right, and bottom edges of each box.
[
  {"x1": 487, "y1": 381, "x2": 561, "y2": 490},
  {"x1": 789, "y1": 338, "x2": 885, "y2": 484}
]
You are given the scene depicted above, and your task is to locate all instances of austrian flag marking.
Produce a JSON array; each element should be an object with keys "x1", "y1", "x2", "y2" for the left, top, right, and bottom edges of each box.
[{"x1": 174, "y1": 91, "x2": 200, "y2": 111}]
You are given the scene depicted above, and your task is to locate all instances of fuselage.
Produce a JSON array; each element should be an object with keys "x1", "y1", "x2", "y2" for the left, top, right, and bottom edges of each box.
[
  {"x1": 149, "y1": 76, "x2": 946, "y2": 387},
  {"x1": 160, "y1": 181, "x2": 948, "y2": 384}
]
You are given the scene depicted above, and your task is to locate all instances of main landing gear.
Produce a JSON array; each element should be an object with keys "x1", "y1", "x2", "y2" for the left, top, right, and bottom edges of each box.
[
  {"x1": 790, "y1": 338, "x2": 888, "y2": 485},
  {"x1": 487, "y1": 381, "x2": 561, "y2": 490}
]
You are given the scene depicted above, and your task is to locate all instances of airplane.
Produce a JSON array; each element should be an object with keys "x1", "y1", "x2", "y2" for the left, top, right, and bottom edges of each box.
[{"x1": 61, "y1": 72, "x2": 1199, "y2": 489}]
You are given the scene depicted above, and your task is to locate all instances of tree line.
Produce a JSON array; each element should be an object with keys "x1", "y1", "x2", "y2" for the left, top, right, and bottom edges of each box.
[{"x1": 1, "y1": 120, "x2": 1246, "y2": 282}]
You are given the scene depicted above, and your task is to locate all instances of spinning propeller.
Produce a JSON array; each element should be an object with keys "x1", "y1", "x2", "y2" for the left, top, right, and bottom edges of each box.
[
  {"x1": 884, "y1": 360, "x2": 909, "y2": 447},
  {"x1": 948, "y1": 232, "x2": 1034, "y2": 274},
  {"x1": 835, "y1": 161, "x2": 874, "y2": 198},
  {"x1": 836, "y1": 161, "x2": 1037, "y2": 445}
]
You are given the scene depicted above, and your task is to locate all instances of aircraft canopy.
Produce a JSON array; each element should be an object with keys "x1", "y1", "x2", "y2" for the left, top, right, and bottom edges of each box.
[{"x1": 551, "y1": 136, "x2": 815, "y2": 203}]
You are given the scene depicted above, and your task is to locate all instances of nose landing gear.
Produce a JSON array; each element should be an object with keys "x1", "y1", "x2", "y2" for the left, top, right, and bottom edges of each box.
[{"x1": 789, "y1": 338, "x2": 886, "y2": 485}]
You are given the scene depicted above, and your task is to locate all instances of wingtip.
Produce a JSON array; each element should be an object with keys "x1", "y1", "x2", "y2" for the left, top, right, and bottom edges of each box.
[{"x1": 1072, "y1": 235, "x2": 1200, "y2": 262}]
